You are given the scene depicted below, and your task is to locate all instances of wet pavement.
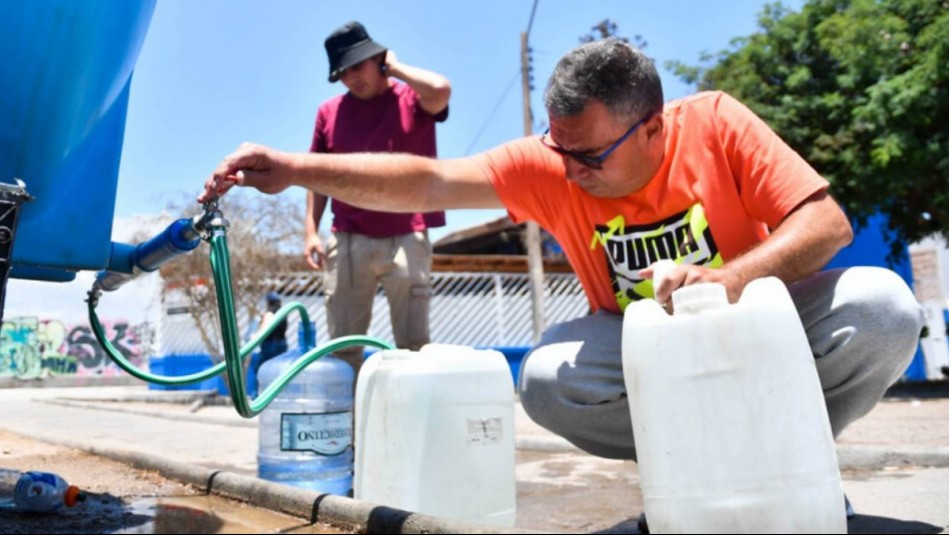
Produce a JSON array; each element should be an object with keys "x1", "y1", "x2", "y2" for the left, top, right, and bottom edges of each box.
[
  {"x1": 0, "y1": 430, "x2": 346, "y2": 534},
  {"x1": 0, "y1": 381, "x2": 947, "y2": 533},
  {"x1": 116, "y1": 495, "x2": 348, "y2": 534}
]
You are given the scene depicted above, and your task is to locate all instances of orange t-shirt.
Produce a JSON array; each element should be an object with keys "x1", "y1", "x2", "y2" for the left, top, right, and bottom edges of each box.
[{"x1": 474, "y1": 91, "x2": 828, "y2": 314}]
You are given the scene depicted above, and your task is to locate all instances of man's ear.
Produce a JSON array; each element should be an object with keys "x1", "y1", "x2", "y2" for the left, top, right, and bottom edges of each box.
[
  {"x1": 377, "y1": 52, "x2": 388, "y2": 74},
  {"x1": 644, "y1": 114, "x2": 664, "y2": 140}
]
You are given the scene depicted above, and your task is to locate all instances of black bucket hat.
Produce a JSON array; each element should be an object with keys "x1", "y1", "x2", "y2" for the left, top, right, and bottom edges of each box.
[{"x1": 325, "y1": 21, "x2": 387, "y2": 83}]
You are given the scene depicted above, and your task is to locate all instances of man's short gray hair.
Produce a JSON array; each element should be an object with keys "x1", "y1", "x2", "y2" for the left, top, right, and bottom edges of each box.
[{"x1": 544, "y1": 39, "x2": 663, "y2": 124}]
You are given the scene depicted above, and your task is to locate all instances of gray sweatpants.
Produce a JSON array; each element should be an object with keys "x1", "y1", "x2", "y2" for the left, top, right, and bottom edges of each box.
[{"x1": 518, "y1": 267, "x2": 925, "y2": 460}]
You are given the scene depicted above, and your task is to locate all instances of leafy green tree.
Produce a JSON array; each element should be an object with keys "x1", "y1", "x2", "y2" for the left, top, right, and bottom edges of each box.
[
  {"x1": 668, "y1": 0, "x2": 948, "y2": 259},
  {"x1": 580, "y1": 19, "x2": 647, "y2": 50}
]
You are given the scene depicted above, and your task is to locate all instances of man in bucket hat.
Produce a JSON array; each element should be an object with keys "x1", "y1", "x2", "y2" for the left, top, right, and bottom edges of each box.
[{"x1": 305, "y1": 21, "x2": 451, "y2": 377}]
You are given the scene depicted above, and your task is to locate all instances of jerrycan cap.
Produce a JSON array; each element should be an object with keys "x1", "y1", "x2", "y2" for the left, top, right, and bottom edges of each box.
[
  {"x1": 64, "y1": 485, "x2": 86, "y2": 507},
  {"x1": 671, "y1": 283, "x2": 728, "y2": 314}
]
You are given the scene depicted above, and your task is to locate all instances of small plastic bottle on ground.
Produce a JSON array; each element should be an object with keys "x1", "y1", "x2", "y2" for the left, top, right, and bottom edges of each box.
[{"x1": 0, "y1": 469, "x2": 85, "y2": 513}]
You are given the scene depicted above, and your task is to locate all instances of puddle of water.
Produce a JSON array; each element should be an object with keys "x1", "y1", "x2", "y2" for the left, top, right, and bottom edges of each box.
[{"x1": 116, "y1": 495, "x2": 349, "y2": 534}]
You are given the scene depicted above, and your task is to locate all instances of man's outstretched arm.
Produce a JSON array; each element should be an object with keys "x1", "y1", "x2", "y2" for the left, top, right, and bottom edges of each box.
[{"x1": 199, "y1": 142, "x2": 502, "y2": 212}]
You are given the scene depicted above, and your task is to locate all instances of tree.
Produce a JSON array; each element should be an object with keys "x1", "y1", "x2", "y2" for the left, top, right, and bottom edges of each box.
[
  {"x1": 580, "y1": 19, "x2": 648, "y2": 50},
  {"x1": 159, "y1": 190, "x2": 306, "y2": 359},
  {"x1": 668, "y1": 0, "x2": 948, "y2": 259}
]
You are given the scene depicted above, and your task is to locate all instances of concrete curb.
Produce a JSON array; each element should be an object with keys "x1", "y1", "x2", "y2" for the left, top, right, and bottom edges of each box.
[
  {"x1": 519, "y1": 437, "x2": 949, "y2": 471},
  {"x1": 0, "y1": 375, "x2": 140, "y2": 389},
  {"x1": 18, "y1": 428, "x2": 533, "y2": 535},
  {"x1": 516, "y1": 435, "x2": 581, "y2": 454},
  {"x1": 37, "y1": 396, "x2": 584, "y2": 451},
  {"x1": 36, "y1": 396, "x2": 949, "y2": 471},
  {"x1": 837, "y1": 445, "x2": 949, "y2": 471},
  {"x1": 36, "y1": 398, "x2": 256, "y2": 428}
]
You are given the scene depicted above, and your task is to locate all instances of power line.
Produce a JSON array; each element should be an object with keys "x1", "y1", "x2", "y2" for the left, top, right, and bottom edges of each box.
[
  {"x1": 463, "y1": 71, "x2": 521, "y2": 156},
  {"x1": 523, "y1": 0, "x2": 541, "y2": 136},
  {"x1": 463, "y1": 0, "x2": 541, "y2": 156},
  {"x1": 526, "y1": 0, "x2": 540, "y2": 38}
]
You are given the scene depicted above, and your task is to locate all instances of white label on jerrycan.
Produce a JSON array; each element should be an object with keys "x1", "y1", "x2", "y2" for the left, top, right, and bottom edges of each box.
[
  {"x1": 280, "y1": 411, "x2": 353, "y2": 455},
  {"x1": 466, "y1": 417, "x2": 504, "y2": 446},
  {"x1": 622, "y1": 275, "x2": 846, "y2": 534}
]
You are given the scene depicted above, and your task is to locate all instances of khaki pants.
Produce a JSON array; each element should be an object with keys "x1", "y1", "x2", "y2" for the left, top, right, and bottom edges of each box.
[{"x1": 323, "y1": 231, "x2": 432, "y2": 376}]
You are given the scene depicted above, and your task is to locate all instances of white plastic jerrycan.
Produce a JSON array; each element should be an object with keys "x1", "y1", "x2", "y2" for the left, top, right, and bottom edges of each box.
[
  {"x1": 354, "y1": 344, "x2": 516, "y2": 527},
  {"x1": 622, "y1": 263, "x2": 845, "y2": 534}
]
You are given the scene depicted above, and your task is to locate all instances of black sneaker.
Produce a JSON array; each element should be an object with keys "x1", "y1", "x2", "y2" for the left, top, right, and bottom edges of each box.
[{"x1": 637, "y1": 512, "x2": 649, "y2": 534}]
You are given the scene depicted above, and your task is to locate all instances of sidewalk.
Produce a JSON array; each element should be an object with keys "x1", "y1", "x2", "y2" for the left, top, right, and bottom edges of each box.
[{"x1": 0, "y1": 382, "x2": 947, "y2": 533}]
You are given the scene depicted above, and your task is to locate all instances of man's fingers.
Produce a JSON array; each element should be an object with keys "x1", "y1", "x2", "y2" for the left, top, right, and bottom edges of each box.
[
  {"x1": 199, "y1": 175, "x2": 236, "y2": 202},
  {"x1": 215, "y1": 175, "x2": 239, "y2": 195},
  {"x1": 305, "y1": 247, "x2": 325, "y2": 270},
  {"x1": 198, "y1": 144, "x2": 261, "y2": 203}
]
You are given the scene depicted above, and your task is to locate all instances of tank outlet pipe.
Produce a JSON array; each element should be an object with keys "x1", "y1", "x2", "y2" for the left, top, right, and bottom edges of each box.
[
  {"x1": 90, "y1": 213, "x2": 214, "y2": 296},
  {"x1": 87, "y1": 200, "x2": 394, "y2": 417}
]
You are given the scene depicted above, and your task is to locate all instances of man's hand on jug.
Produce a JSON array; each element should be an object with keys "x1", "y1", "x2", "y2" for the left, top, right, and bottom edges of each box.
[
  {"x1": 198, "y1": 143, "x2": 297, "y2": 203},
  {"x1": 640, "y1": 263, "x2": 741, "y2": 305}
]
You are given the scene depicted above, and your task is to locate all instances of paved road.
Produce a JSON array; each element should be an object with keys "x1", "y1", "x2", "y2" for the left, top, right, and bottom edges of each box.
[{"x1": 0, "y1": 382, "x2": 946, "y2": 533}]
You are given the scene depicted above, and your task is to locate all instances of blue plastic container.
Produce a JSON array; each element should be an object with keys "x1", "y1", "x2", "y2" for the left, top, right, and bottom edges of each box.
[
  {"x1": 147, "y1": 354, "x2": 227, "y2": 394},
  {"x1": 0, "y1": 0, "x2": 156, "y2": 281},
  {"x1": 256, "y1": 323, "x2": 354, "y2": 495},
  {"x1": 483, "y1": 346, "x2": 530, "y2": 385}
]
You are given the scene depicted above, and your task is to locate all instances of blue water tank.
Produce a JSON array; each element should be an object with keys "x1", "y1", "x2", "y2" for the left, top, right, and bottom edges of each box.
[
  {"x1": 256, "y1": 323, "x2": 355, "y2": 495},
  {"x1": 0, "y1": 0, "x2": 156, "y2": 281}
]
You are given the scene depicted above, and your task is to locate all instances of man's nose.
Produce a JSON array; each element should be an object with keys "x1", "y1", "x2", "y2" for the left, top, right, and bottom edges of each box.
[
  {"x1": 341, "y1": 68, "x2": 359, "y2": 84},
  {"x1": 564, "y1": 158, "x2": 590, "y2": 182}
]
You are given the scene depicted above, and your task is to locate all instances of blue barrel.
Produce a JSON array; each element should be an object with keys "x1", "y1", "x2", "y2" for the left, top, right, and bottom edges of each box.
[
  {"x1": 256, "y1": 323, "x2": 355, "y2": 495},
  {"x1": 0, "y1": 0, "x2": 156, "y2": 281}
]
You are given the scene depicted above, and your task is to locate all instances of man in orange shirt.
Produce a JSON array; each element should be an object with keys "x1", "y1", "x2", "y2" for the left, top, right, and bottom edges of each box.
[{"x1": 201, "y1": 39, "x2": 922, "y2": 463}]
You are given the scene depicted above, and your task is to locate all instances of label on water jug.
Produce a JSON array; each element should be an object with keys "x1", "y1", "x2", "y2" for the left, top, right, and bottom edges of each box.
[
  {"x1": 280, "y1": 411, "x2": 353, "y2": 455},
  {"x1": 466, "y1": 417, "x2": 504, "y2": 446}
]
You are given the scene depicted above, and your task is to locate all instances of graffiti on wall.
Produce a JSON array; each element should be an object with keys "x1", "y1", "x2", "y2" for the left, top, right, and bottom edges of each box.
[{"x1": 0, "y1": 317, "x2": 153, "y2": 378}]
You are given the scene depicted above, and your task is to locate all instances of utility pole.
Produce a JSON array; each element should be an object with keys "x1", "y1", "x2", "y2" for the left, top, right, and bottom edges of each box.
[{"x1": 520, "y1": 31, "x2": 545, "y2": 344}]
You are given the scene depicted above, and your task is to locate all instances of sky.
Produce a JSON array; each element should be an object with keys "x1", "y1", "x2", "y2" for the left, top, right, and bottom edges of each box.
[{"x1": 114, "y1": 0, "x2": 803, "y2": 244}]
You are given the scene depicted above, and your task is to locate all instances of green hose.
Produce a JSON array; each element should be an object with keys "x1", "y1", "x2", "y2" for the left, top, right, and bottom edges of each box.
[{"x1": 89, "y1": 218, "x2": 394, "y2": 418}]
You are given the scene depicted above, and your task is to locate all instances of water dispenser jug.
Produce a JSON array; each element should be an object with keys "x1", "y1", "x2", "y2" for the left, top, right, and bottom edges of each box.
[{"x1": 257, "y1": 322, "x2": 354, "y2": 495}]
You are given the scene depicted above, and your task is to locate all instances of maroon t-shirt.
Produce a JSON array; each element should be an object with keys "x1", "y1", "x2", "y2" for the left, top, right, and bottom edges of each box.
[{"x1": 310, "y1": 81, "x2": 448, "y2": 237}]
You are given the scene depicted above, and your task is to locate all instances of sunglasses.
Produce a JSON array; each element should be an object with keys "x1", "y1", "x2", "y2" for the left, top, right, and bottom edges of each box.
[{"x1": 542, "y1": 111, "x2": 655, "y2": 170}]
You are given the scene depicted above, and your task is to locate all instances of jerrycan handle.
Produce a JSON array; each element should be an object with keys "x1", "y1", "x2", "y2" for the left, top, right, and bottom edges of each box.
[
  {"x1": 651, "y1": 260, "x2": 677, "y2": 294},
  {"x1": 650, "y1": 260, "x2": 728, "y2": 314},
  {"x1": 651, "y1": 259, "x2": 677, "y2": 307},
  {"x1": 672, "y1": 283, "x2": 728, "y2": 313}
]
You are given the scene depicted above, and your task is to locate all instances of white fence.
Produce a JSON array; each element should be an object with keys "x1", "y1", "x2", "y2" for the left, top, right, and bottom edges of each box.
[{"x1": 160, "y1": 271, "x2": 589, "y2": 356}]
